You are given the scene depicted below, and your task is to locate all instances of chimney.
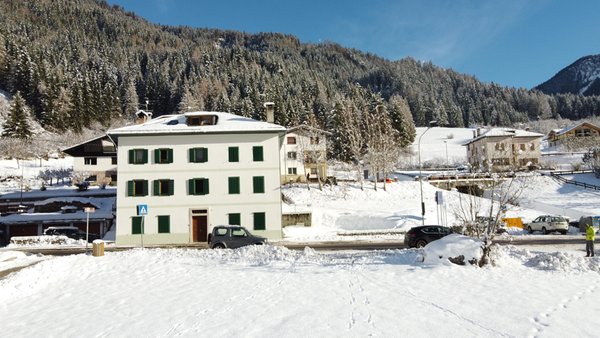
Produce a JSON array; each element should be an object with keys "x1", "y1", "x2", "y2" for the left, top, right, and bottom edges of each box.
[
  {"x1": 476, "y1": 128, "x2": 481, "y2": 137},
  {"x1": 135, "y1": 110, "x2": 152, "y2": 124},
  {"x1": 472, "y1": 130, "x2": 477, "y2": 138},
  {"x1": 263, "y1": 102, "x2": 275, "y2": 123}
]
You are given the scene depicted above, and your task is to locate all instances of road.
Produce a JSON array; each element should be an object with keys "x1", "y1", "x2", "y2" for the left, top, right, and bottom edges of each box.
[{"x1": 1, "y1": 235, "x2": 588, "y2": 255}]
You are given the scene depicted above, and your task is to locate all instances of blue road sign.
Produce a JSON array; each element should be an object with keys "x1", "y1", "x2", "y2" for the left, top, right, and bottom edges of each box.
[{"x1": 137, "y1": 204, "x2": 148, "y2": 216}]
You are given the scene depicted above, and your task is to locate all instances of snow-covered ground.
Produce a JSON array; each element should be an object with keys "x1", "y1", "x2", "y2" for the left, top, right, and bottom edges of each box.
[
  {"x1": 0, "y1": 157, "x2": 74, "y2": 194},
  {"x1": 1, "y1": 241, "x2": 599, "y2": 337}
]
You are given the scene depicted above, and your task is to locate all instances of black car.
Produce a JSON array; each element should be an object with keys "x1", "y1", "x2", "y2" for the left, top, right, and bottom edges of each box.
[
  {"x1": 44, "y1": 227, "x2": 100, "y2": 243},
  {"x1": 404, "y1": 225, "x2": 452, "y2": 248},
  {"x1": 208, "y1": 225, "x2": 267, "y2": 249}
]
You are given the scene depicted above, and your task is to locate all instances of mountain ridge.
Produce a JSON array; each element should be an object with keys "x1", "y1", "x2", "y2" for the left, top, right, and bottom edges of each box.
[{"x1": 536, "y1": 54, "x2": 600, "y2": 96}]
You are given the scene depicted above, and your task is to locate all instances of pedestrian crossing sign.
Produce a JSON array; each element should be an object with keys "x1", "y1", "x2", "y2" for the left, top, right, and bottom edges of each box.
[{"x1": 137, "y1": 204, "x2": 148, "y2": 216}]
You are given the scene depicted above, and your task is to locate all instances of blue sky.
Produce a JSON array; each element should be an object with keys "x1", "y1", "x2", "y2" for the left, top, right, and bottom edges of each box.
[{"x1": 107, "y1": 0, "x2": 600, "y2": 89}]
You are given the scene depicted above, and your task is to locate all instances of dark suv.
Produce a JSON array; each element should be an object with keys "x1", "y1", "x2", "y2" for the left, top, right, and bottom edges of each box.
[
  {"x1": 208, "y1": 225, "x2": 267, "y2": 249},
  {"x1": 44, "y1": 227, "x2": 100, "y2": 243},
  {"x1": 404, "y1": 225, "x2": 452, "y2": 248}
]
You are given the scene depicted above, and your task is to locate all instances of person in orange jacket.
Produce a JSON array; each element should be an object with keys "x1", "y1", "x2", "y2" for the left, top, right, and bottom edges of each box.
[{"x1": 585, "y1": 223, "x2": 595, "y2": 257}]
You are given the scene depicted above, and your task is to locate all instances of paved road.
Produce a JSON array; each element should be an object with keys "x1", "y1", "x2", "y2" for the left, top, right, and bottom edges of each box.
[{"x1": 1, "y1": 236, "x2": 588, "y2": 255}]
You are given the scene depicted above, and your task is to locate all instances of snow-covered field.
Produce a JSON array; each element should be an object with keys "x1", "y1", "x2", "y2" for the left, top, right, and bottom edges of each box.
[
  {"x1": 1, "y1": 240, "x2": 599, "y2": 337},
  {"x1": 0, "y1": 158, "x2": 74, "y2": 194}
]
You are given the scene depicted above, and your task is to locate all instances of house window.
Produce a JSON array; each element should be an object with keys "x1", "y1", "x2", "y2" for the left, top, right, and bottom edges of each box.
[
  {"x1": 494, "y1": 143, "x2": 505, "y2": 151},
  {"x1": 132, "y1": 216, "x2": 143, "y2": 234},
  {"x1": 310, "y1": 168, "x2": 317, "y2": 175},
  {"x1": 128, "y1": 149, "x2": 148, "y2": 164},
  {"x1": 84, "y1": 157, "x2": 97, "y2": 165},
  {"x1": 187, "y1": 115, "x2": 218, "y2": 126},
  {"x1": 157, "y1": 215, "x2": 170, "y2": 233},
  {"x1": 228, "y1": 177, "x2": 240, "y2": 194},
  {"x1": 253, "y1": 176, "x2": 265, "y2": 193},
  {"x1": 111, "y1": 157, "x2": 117, "y2": 165},
  {"x1": 228, "y1": 213, "x2": 241, "y2": 226},
  {"x1": 111, "y1": 174, "x2": 117, "y2": 182},
  {"x1": 253, "y1": 146, "x2": 264, "y2": 162},
  {"x1": 228, "y1": 147, "x2": 239, "y2": 162},
  {"x1": 154, "y1": 148, "x2": 173, "y2": 164},
  {"x1": 287, "y1": 151, "x2": 297, "y2": 160},
  {"x1": 189, "y1": 147, "x2": 208, "y2": 163},
  {"x1": 520, "y1": 144, "x2": 526, "y2": 151},
  {"x1": 287, "y1": 136, "x2": 296, "y2": 144},
  {"x1": 530, "y1": 143, "x2": 535, "y2": 151},
  {"x1": 189, "y1": 178, "x2": 210, "y2": 195},
  {"x1": 288, "y1": 167, "x2": 297, "y2": 175},
  {"x1": 127, "y1": 180, "x2": 148, "y2": 197},
  {"x1": 310, "y1": 136, "x2": 320, "y2": 145},
  {"x1": 153, "y1": 179, "x2": 174, "y2": 196},
  {"x1": 253, "y1": 212, "x2": 266, "y2": 231}
]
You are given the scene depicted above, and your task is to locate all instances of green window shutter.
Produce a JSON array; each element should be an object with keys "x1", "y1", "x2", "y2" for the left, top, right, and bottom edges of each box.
[
  {"x1": 168, "y1": 180, "x2": 174, "y2": 195},
  {"x1": 127, "y1": 180, "x2": 134, "y2": 196},
  {"x1": 128, "y1": 149, "x2": 134, "y2": 164},
  {"x1": 228, "y1": 177, "x2": 240, "y2": 194},
  {"x1": 142, "y1": 180, "x2": 148, "y2": 196},
  {"x1": 188, "y1": 148, "x2": 195, "y2": 162},
  {"x1": 202, "y1": 148, "x2": 208, "y2": 163},
  {"x1": 229, "y1": 213, "x2": 241, "y2": 226},
  {"x1": 203, "y1": 178, "x2": 210, "y2": 195},
  {"x1": 158, "y1": 215, "x2": 170, "y2": 233},
  {"x1": 253, "y1": 212, "x2": 266, "y2": 231},
  {"x1": 188, "y1": 179, "x2": 196, "y2": 195},
  {"x1": 142, "y1": 149, "x2": 148, "y2": 164},
  {"x1": 132, "y1": 216, "x2": 143, "y2": 234},
  {"x1": 229, "y1": 147, "x2": 239, "y2": 162},
  {"x1": 153, "y1": 180, "x2": 159, "y2": 196},
  {"x1": 253, "y1": 146, "x2": 263, "y2": 161},
  {"x1": 253, "y1": 176, "x2": 265, "y2": 193},
  {"x1": 167, "y1": 149, "x2": 173, "y2": 163},
  {"x1": 154, "y1": 149, "x2": 160, "y2": 163}
]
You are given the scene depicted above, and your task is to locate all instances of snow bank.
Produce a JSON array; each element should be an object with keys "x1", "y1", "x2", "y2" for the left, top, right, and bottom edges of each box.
[
  {"x1": 8, "y1": 235, "x2": 87, "y2": 247},
  {"x1": 423, "y1": 234, "x2": 483, "y2": 266}
]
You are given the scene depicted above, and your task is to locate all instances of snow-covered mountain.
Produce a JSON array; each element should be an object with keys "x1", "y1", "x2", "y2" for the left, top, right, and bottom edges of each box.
[{"x1": 536, "y1": 54, "x2": 600, "y2": 96}]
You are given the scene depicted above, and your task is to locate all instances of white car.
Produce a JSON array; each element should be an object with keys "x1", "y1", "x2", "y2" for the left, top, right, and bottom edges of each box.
[{"x1": 527, "y1": 215, "x2": 569, "y2": 234}]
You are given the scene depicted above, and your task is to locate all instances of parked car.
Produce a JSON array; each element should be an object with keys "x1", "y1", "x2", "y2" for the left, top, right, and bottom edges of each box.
[
  {"x1": 526, "y1": 215, "x2": 569, "y2": 234},
  {"x1": 44, "y1": 226, "x2": 100, "y2": 242},
  {"x1": 208, "y1": 225, "x2": 267, "y2": 249},
  {"x1": 404, "y1": 225, "x2": 452, "y2": 248}
]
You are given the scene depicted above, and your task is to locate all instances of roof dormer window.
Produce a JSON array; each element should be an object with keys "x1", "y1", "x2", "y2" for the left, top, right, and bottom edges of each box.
[{"x1": 187, "y1": 115, "x2": 218, "y2": 126}]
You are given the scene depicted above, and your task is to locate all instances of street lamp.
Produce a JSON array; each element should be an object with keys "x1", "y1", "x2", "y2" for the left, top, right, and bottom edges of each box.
[{"x1": 418, "y1": 120, "x2": 438, "y2": 226}]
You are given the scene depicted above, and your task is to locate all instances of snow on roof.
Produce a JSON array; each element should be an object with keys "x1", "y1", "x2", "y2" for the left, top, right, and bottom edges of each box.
[
  {"x1": 108, "y1": 111, "x2": 286, "y2": 136},
  {"x1": 0, "y1": 196, "x2": 114, "y2": 224},
  {"x1": 287, "y1": 124, "x2": 332, "y2": 135},
  {"x1": 553, "y1": 121, "x2": 600, "y2": 136},
  {"x1": 463, "y1": 128, "x2": 543, "y2": 145},
  {"x1": 0, "y1": 186, "x2": 116, "y2": 201}
]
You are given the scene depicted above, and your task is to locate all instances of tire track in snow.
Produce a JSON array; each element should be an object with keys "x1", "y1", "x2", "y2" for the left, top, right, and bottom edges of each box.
[{"x1": 528, "y1": 283, "x2": 599, "y2": 338}]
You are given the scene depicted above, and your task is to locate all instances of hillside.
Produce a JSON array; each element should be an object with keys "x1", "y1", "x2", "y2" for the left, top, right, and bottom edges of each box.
[
  {"x1": 2, "y1": 0, "x2": 600, "y2": 154},
  {"x1": 536, "y1": 54, "x2": 600, "y2": 96}
]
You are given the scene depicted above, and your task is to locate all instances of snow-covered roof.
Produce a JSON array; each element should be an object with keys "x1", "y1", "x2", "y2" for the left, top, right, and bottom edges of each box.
[
  {"x1": 552, "y1": 122, "x2": 600, "y2": 136},
  {"x1": 463, "y1": 128, "x2": 543, "y2": 145},
  {"x1": 0, "y1": 196, "x2": 114, "y2": 224},
  {"x1": 287, "y1": 124, "x2": 332, "y2": 135},
  {"x1": 108, "y1": 111, "x2": 286, "y2": 137}
]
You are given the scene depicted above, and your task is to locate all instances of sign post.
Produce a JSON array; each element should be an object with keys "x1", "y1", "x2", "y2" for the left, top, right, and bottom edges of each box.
[
  {"x1": 137, "y1": 204, "x2": 148, "y2": 248},
  {"x1": 84, "y1": 207, "x2": 96, "y2": 252}
]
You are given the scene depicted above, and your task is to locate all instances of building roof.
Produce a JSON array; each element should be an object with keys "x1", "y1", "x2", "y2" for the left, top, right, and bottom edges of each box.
[
  {"x1": 553, "y1": 122, "x2": 600, "y2": 137},
  {"x1": 287, "y1": 124, "x2": 332, "y2": 135},
  {"x1": 463, "y1": 128, "x2": 543, "y2": 146},
  {"x1": 61, "y1": 134, "x2": 115, "y2": 157},
  {"x1": 107, "y1": 111, "x2": 286, "y2": 138}
]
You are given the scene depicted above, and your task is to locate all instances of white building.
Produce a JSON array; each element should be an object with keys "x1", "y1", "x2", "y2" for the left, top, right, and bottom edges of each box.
[
  {"x1": 107, "y1": 112, "x2": 286, "y2": 245},
  {"x1": 280, "y1": 125, "x2": 330, "y2": 184},
  {"x1": 62, "y1": 135, "x2": 117, "y2": 185}
]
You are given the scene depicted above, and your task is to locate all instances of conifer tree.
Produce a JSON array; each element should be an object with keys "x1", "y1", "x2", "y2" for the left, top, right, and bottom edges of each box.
[{"x1": 2, "y1": 91, "x2": 32, "y2": 139}]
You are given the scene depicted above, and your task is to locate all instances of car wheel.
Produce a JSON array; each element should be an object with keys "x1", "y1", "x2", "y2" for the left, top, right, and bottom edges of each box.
[
  {"x1": 415, "y1": 239, "x2": 427, "y2": 248},
  {"x1": 213, "y1": 243, "x2": 225, "y2": 249},
  {"x1": 527, "y1": 226, "x2": 533, "y2": 234},
  {"x1": 541, "y1": 227, "x2": 548, "y2": 235}
]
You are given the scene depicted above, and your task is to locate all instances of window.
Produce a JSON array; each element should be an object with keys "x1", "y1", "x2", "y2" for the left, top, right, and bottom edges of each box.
[
  {"x1": 287, "y1": 136, "x2": 296, "y2": 144},
  {"x1": 128, "y1": 149, "x2": 148, "y2": 164},
  {"x1": 132, "y1": 216, "x2": 143, "y2": 234},
  {"x1": 253, "y1": 212, "x2": 266, "y2": 231},
  {"x1": 153, "y1": 179, "x2": 174, "y2": 196},
  {"x1": 228, "y1": 177, "x2": 240, "y2": 194},
  {"x1": 288, "y1": 167, "x2": 297, "y2": 175},
  {"x1": 84, "y1": 157, "x2": 97, "y2": 165},
  {"x1": 215, "y1": 228, "x2": 228, "y2": 236},
  {"x1": 310, "y1": 168, "x2": 317, "y2": 175},
  {"x1": 157, "y1": 215, "x2": 170, "y2": 233},
  {"x1": 310, "y1": 136, "x2": 320, "y2": 145},
  {"x1": 110, "y1": 174, "x2": 117, "y2": 182},
  {"x1": 111, "y1": 157, "x2": 117, "y2": 165},
  {"x1": 287, "y1": 151, "x2": 297, "y2": 160},
  {"x1": 189, "y1": 147, "x2": 208, "y2": 163},
  {"x1": 189, "y1": 178, "x2": 210, "y2": 195},
  {"x1": 228, "y1": 147, "x2": 239, "y2": 162},
  {"x1": 154, "y1": 148, "x2": 173, "y2": 164},
  {"x1": 232, "y1": 228, "x2": 248, "y2": 237},
  {"x1": 85, "y1": 175, "x2": 97, "y2": 182},
  {"x1": 253, "y1": 146, "x2": 264, "y2": 162},
  {"x1": 520, "y1": 144, "x2": 526, "y2": 151},
  {"x1": 228, "y1": 213, "x2": 241, "y2": 225},
  {"x1": 253, "y1": 176, "x2": 265, "y2": 193},
  {"x1": 127, "y1": 180, "x2": 148, "y2": 197},
  {"x1": 187, "y1": 115, "x2": 218, "y2": 126},
  {"x1": 530, "y1": 143, "x2": 535, "y2": 151}
]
